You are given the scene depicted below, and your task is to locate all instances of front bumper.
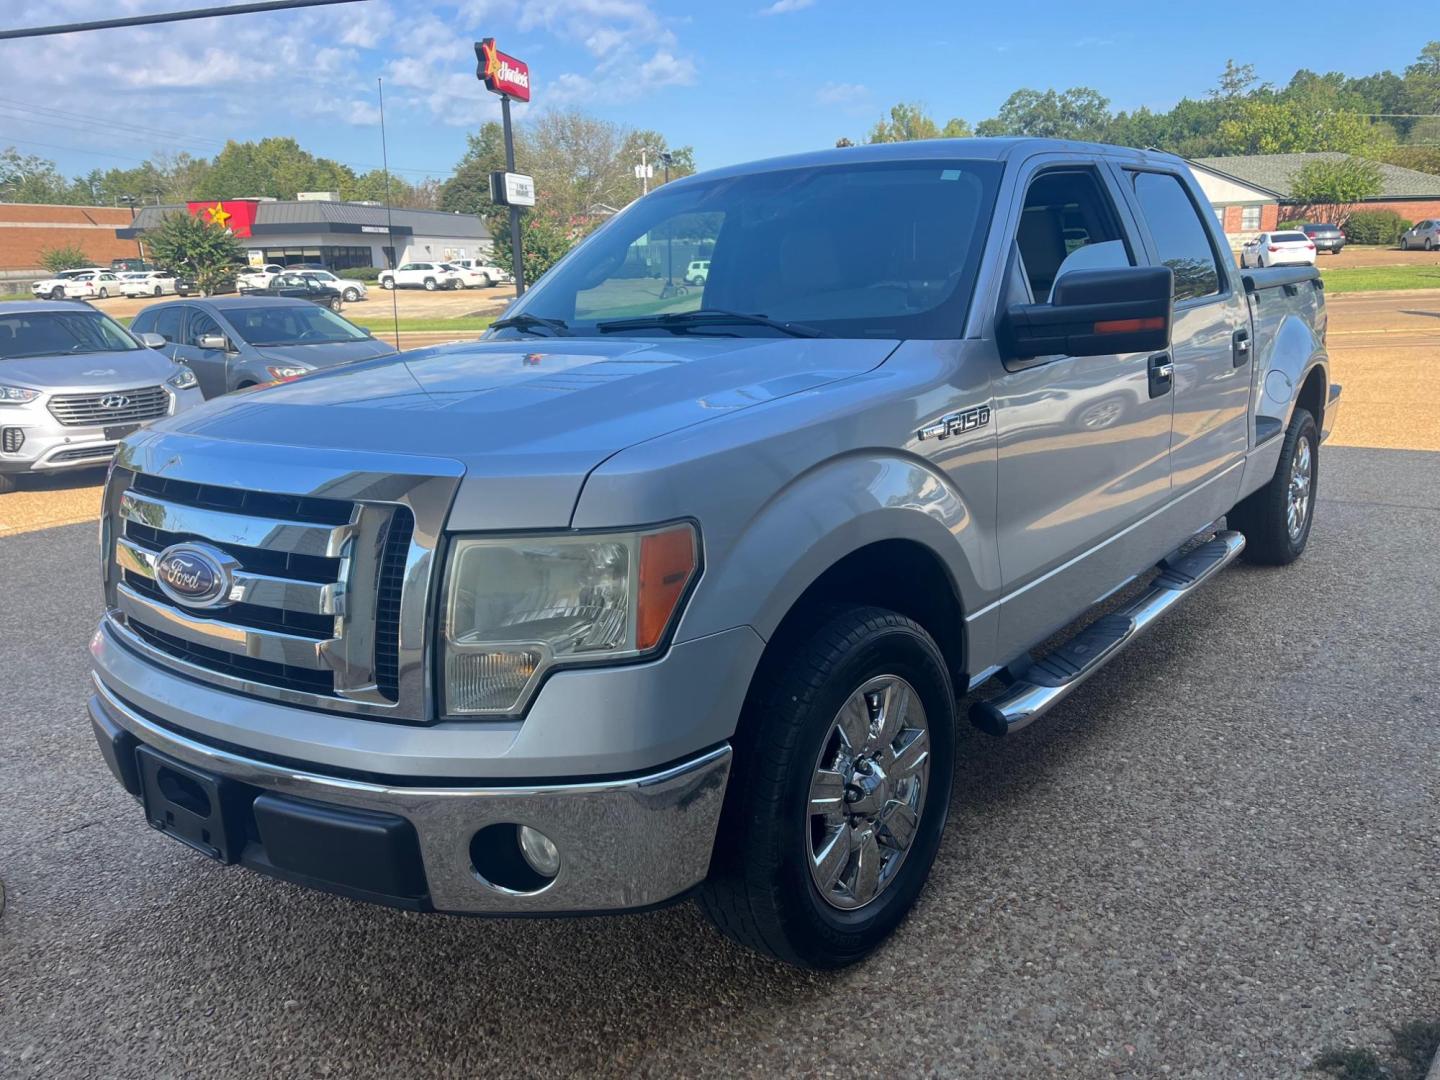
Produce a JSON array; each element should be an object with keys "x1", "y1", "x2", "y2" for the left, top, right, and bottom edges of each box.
[
  {"x1": 89, "y1": 678, "x2": 732, "y2": 914},
  {"x1": 0, "y1": 388, "x2": 201, "y2": 475}
]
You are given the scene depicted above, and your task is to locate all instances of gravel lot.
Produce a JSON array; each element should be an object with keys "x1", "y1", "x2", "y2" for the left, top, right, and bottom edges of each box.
[{"x1": 1, "y1": 292, "x2": 1437, "y2": 1077}]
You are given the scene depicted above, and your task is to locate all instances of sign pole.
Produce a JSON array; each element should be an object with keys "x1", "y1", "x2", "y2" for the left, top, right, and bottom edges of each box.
[{"x1": 501, "y1": 95, "x2": 525, "y2": 297}]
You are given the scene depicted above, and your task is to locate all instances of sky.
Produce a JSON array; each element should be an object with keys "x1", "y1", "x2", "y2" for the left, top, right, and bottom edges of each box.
[{"x1": 0, "y1": 0, "x2": 1425, "y2": 185}]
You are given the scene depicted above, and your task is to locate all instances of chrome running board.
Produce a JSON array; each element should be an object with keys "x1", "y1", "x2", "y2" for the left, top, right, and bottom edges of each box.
[{"x1": 970, "y1": 530, "x2": 1246, "y2": 736}]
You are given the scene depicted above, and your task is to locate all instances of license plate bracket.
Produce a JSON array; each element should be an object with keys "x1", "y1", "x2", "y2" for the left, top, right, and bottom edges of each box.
[
  {"x1": 135, "y1": 746, "x2": 242, "y2": 863},
  {"x1": 104, "y1": 423, "x2": 140, "y2": 441}
]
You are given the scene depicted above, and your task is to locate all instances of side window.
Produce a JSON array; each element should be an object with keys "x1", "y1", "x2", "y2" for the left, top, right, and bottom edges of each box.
[
  {"x1": 186, "y1": 311, "x2": 223, "y2": 347},
  {"x1": 146, "y1": 306, "x2": 184, "y2": 342},
  {"x1": 1128, "y1": 171, "x2": 1223, "y2": 302},
  {"x1": 1014, "y1": 169, "x2": 1132, "y2": 301}
]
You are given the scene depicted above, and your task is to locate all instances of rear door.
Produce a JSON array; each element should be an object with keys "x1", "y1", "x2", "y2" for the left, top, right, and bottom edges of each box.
[
  {"x1": 1119, "y1": 167, "x2": 1250, "y2": 524},
  {"x1": 989, "y1": 158, "x2": 1177, "y2": 659}
]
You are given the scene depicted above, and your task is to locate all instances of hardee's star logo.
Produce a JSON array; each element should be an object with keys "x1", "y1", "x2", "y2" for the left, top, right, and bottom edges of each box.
[
  {"x1": 479, "y1": 39, "x2": 500, "y2": 82},
  {"x1": 204, "y1": 202, "x2": 232, "y2": 229}
]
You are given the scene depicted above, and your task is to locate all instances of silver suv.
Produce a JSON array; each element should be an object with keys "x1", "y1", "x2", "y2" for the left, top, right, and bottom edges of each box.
[{"x1": 0, "y1": 301, "x2": 203, "y2": 493}]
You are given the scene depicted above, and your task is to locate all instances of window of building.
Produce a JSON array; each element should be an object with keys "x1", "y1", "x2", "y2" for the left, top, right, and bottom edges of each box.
[
  {"x1": 1214, "y1": 206, "x2": 1226, "y2": 229},
  {"x1": 1128, "y1": 170, "x2": 1223, "y2": 302},
  {"x1": 257, "y1": 244, "x2": 376, "y2": 271},
  {"x1": 1241, "y1": 206, "x2": 1261, "y2": 231}
]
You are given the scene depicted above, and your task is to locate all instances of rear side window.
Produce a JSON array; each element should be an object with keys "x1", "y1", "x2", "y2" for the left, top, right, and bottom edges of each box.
[
  {"x1": 140, "y1": 306, "x2": 184, "y2": 342},
  {"x1": 1129, "y1": 171, "x2": 1222, "y2": 302}
]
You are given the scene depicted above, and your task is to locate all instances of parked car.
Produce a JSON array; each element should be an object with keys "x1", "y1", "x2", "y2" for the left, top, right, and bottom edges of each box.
[
  {"x1": 120, "y1": 270, "x2": 178, "y2": 298},
  {"x1": 89, "y1": 139, "x2": 1339, "y2": 970},
  {"x1": 174, "y1": 271, "x2": 238, "y2": 297},
  {"x1": 1239, "y1": 231, "x2": 1316, "y2": 268},
  {"x1": 110, "y1": 258, "x2": 153, "y2": 273},
  {"x1": 31, "y1": 268, "x2": 122, "y2": 301},
  {"x1": 293, "y1": 268, "x2": 367, "y2": 302},
  {"x1": 1400, "y1": 219, "x2": 1440, "y2": 250},
  {"x1": 377, "y1": 261, "x2": 463, "y2": 290},
  {"x1": 129, "y1": 296, "x2": 395, "y2": 397},
  {"x1": 684, "y1": 259, "x2": 710, "y2": 284},
  {"x1": 246, "y1": 271, "x2": 345, "y2": 312},
  {"x1": 1296, "y1": 223, "x2": 1344, "y2": 254},
  {"x1": 449, "y1": 258, "x2": 512, "y2": 286},
  {"x1": 236, "y1": 264, "x2": 286, "y2": 292},
  {"x1": 438, "y1": 262, "x2": 499, "y2": 289},
  {"x1": 0, "y1": 300, "x2": 201, "y2": 493}
]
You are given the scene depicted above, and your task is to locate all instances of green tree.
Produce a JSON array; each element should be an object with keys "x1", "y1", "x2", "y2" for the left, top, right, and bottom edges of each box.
[
  {"x1": 975, "y1": 87, "x2": 1110, "y2": 139},
  {"x1": 38, "y1": 244, "x2": 91, "y2": 273},
  {"x1": 194, "y1": 137, "x2": 355, "y2": 201},
  {"x1": 144, "y1": 210, "x2": 245, "y2": 294},
  {"x1": 868, "y1": 103, "x2": 970, "y2": 142},
  {"x1": 488, "y1": 208, "x2": 583, "y2": 284},
  {"x1": 0, "y1": 147, "x2": 70, "y2": 204},
  {"x1": 1287, "y1": 157, "x2": 1384, "y2": 224},
  {"x1": 438, "y1": 122, "x2": 512, "y2": 215}
]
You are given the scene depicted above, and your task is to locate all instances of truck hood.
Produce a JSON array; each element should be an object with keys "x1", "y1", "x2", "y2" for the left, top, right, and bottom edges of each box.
[
  {"x1": 150, "y1": 335, "x2": 898, "y2": 528},
  {"x1": 0, "y1": 348, "x2": 181, "y2": 391}
]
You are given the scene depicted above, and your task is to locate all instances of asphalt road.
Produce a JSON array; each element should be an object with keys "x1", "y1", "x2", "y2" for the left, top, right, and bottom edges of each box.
[{"x1": 1, "y1": 442, "x2": 1437, "y2": 1078}]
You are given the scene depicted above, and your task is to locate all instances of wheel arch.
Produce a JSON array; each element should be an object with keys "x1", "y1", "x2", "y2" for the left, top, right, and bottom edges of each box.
[{"x1": 677, "y1": 452, "x2": 987, "y2": 687}]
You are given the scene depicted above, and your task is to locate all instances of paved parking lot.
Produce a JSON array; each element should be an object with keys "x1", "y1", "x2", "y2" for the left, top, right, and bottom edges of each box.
[{"x1": 1, "y1": 292, "x2": 1436, "y2": 1077}]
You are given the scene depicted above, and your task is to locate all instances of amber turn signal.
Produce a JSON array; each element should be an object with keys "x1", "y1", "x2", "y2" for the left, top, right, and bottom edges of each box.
[{"x1": 637, "y1": 525, "x2": 698, "y2": 650}]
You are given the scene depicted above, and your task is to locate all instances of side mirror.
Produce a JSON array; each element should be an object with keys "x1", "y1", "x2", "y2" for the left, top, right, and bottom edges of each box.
[
  {"x1": 360, "y1": 326, "x2": 374, "y2": 337},
  {"x1": 1001, "y1": 266, "x2": 1174, "y2": 359},
  {"x1": 197, "y1": 333, "x2": 230, "y2": 351},
  {"x1": 138, "y1": 332, "x2": 167, "y2": 349}
]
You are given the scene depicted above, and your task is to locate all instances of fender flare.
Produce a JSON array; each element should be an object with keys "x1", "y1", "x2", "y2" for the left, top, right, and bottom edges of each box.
[{"x1": 676, "y1": 451, "x2": 991, "y2": 647}]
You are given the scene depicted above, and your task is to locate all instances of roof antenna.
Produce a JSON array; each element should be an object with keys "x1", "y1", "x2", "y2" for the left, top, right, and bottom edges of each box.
[{"x1": 378, "y1": 76, "x2": 400, "y2": 351}]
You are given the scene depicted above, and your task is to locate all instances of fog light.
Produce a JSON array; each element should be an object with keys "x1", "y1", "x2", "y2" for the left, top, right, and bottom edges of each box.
[
  {"x1": 1, "y1": 427, "x2": 22, "y2": 453},
  {"x1": 518, "y1": 825, "x2": 561, "y2": 879}
]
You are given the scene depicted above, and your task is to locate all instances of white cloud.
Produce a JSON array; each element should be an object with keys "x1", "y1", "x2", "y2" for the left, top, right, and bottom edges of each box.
[
  {"x1": 816, "y1": 82, "x2": 868, "y2": 106},
  {"x1": 760, "y1": 0, "x2": 815, "y2": 13}
]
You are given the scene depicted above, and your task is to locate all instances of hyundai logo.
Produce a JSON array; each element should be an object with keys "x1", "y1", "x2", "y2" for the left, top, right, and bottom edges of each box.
[
  {"x1": 99, "y1": 394, "x2": 132, "y2": 409},
  {"x1": 153, "y1": 542, "x2": 239, "y2": 609}
]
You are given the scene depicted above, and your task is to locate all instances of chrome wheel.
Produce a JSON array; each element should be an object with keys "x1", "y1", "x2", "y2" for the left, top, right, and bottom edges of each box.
[
  {"x1": 1286, "y1": 436, "x2": 1313, "y2": 541},
  {"x1": 807, "y1": 675, "x2": 930, "y2": 911}
]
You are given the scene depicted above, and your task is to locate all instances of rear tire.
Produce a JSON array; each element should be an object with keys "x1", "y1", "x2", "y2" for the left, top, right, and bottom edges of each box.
[
  {"x1": 698, "y1": 606, "x2": 955, "y2": 969},
  {"x1": 98, "y1": 288, "x2": 108, "y2": 299},
  {"x1": 1228, "y1": 407, "x2": 1318, "y2": 566},
  {"x1": 152, "y1": 286, "x2": 162, "y2": 297},
  {"x1": 1427, "y1": 238, "x2": 1435, "y2": 252}
]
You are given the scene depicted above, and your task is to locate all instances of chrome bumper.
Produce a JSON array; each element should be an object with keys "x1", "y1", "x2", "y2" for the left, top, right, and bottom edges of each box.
[{"x1": 90, "y1": 678, "x2": 731, "y2": 914}]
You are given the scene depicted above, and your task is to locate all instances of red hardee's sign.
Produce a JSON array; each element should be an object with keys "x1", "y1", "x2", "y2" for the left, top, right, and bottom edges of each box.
[
  {"x1": 476, "y1": 38, "x2": 531, "y2": 102},
  {"x1": 186, "y1": 200, "x2": 259, "y2": 239}
]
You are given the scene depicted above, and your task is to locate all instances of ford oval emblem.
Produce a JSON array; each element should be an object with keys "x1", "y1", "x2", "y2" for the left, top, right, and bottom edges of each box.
[{"x1": 153, "y1": 542, "x2": 238, "y2": 609}]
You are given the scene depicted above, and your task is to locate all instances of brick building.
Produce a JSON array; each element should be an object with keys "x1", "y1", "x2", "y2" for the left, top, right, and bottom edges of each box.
[
  {"x1": 0, "y1": 203, "x2": 144, "y2": 272},
  {"x1": 1187, "y1": 153, "x2": 1440, "y2": 246}
]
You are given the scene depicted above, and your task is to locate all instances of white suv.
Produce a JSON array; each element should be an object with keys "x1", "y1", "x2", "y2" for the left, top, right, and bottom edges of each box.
[
  {"x1": 236, "y1": 264, "x2": 285, "y2": 292},
  {"x1": 378, "y1": 262, "x2": 463, "y2": 291},
  {"x1": 31, "y1": 268, "x2": 122, "y2": 301},
  {"x1": 684, "y1": 259, "x2": 710, "y2": 285}
]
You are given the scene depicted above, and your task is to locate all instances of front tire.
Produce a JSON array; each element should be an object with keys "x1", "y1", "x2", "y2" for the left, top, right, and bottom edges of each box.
[
  {"x1": 153, "y1": 286, "x2": 162, "y2": 297},
  {"x1": 1228, "y1": 407, "x2": 1319, "y2": 566},
  {"x1": 343, "y1": 288, "x2": 360, "y2": 302},
  {"x1": 49, "y1": 287, "x2": 64, "y2": 300},
  {"x1": 699, "y1": 606, "x2": 955, "y2": 969},
  {"x1": 423, "y1": 278, "x2": 437, "y2": 291}
]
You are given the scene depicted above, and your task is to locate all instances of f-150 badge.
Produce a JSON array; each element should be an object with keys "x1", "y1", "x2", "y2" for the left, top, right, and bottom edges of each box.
[{"x1": 918, "y1": 405, "x2": 991, "y2": 441}]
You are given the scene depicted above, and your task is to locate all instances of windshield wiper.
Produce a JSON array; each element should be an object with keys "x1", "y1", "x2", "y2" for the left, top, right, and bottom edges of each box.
[
  {"x1": 490, "y1": 313, "x2": 572, "y2": 336},
  {"x1": 594, "y1": 309, "x2": 830, "y2": 338}
]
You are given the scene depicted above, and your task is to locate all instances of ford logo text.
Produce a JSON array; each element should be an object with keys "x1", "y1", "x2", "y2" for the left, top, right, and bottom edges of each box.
[{"x1": 153, "y1": 542, "x2": 238, "y2": 609}]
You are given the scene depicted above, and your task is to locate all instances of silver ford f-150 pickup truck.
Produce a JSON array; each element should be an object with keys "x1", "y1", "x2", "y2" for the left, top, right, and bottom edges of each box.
[{"x1": 89, "y1": 139, "x2": 1339, "y2": 968}]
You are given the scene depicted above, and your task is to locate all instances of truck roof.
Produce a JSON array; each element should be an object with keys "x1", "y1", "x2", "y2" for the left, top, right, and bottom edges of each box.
[{"x1": 668, "y1": 137, "x2": 1188, "y2": 190}]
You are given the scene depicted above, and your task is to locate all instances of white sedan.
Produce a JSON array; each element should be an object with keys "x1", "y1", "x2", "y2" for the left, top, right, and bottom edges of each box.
[
  {"x1": 30, "y1": 268, "x2": 122, "y2": 300},
  {"x1": 120, "y1": 270, "x2": 177, "y2": 298},
  {"x1": 236, "y1": 264, "x2": 285, "y2": 292},
  {"x1": 297, "y1": 269, "x2": 368, "y2": 302},
  {"x1": 1239, "y1": 231, "x2": 1316, "y2": 268},
  {"x1": 449, "y1": 259, "x2": 512, "y2": 287}
]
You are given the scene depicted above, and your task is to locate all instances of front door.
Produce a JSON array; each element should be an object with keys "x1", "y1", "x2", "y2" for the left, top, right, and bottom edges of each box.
[
  {"x1": 172, "y1": 308, "x2": 231, "y2": 398},
  {"x1": 990, "y1": 161, "x2": 1176, "y2": 661},
  {"x1": 1121, "y1": 168, "x2": 1250, "y2": 525}
]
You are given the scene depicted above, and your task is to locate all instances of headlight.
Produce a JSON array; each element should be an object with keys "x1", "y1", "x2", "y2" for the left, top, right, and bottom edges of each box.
[
  {"x1": 166, "y1": 367, "x2": 198, "y2": 390},
  {"x1": 441, "y1": 523, "x2": 698, "y2": 715},
  {"x1": 0, "y1": 385, "x2": 40, "y2": 405},
  {"x1": 265, "y1": 364, "x2": 310, "y2": 381}
]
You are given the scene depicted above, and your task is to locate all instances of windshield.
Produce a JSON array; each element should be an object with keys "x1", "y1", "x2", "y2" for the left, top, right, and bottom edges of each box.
[
  {"x1": 225, "y1": 304, "x2": 370, "y2": 347},
  {"x1": 0, "y1": 309, "x2": 141, "y2": 359},
  {"x1": 498, "y1": 158, "x2": 1002, "y2": 340}
]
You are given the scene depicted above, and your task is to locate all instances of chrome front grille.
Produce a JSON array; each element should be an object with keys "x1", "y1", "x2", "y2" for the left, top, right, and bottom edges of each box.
[
  {"x1": 49, "y1": 385, "x2": 169, "y2": 427},
  {"x1": 106, "y1": 468, "x2": 426, "y2": 715}
]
